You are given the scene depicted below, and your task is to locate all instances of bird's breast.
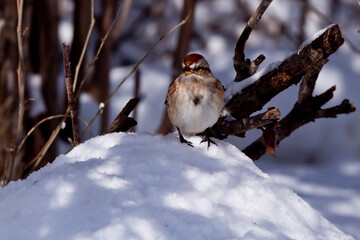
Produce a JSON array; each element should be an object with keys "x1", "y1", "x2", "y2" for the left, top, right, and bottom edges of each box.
[{"x1": 167, "y1": 82, "x2": 223, "y2": 134}]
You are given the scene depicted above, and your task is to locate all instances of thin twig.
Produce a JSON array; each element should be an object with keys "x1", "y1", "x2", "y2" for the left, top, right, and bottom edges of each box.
[
  {"x1": 76, "y1": 3, "x2": 123, "y2": 100},
  {"x1": 25, "y1": 107, "x2": 92, "y2": 174},
  {"x1": 26, "y1": 113, "x2": 68, "y2": 173},
  {"x1": 73, "y1": 0, "x2": 95, "y2": 92},
  {"x1": 18, "y1": 115, "x2": 92, "y2": 153},
  {"x1": 63, "y1": 43, "x2": 80, "y2": 146},
  {"x1": 24, "y1": 1, "x2": 124, "y2": 174},
  {"x1": 79, "y1": 11, "x2": 192, "y2": 139},
  {"x1": 7, "y1": 0, "x2": 25, "y2": 184},
  {"x1": 23, "y1": 111, "x2": 94, "y2": 175},
  {"x1": 16, "y1": 0, "x2": 25, "y2": 144},
  {"x1": 18, "y1": 115, "x2": 64, "y2": 152}
]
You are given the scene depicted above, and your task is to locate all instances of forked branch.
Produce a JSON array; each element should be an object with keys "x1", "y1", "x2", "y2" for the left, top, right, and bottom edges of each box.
[
  {"x1": 233, "y1": 0, "x2": 272, "y2": 82},
  {"x1": 238, "y1": 27, "x2": 356, "y2": 160},
  {"x1": 226, "y1": 24, "x2": 345, "y2": 120}
]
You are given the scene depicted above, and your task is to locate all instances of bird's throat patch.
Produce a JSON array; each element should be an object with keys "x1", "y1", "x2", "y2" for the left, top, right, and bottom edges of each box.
[{"x1": 193, "y1": 95, "x2": 203, "y2": 106}]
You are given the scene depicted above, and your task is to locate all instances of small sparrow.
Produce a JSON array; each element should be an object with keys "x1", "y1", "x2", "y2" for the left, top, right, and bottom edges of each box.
[{"x1": 165, "y1": 53, "x2": 224, "y2": 147}]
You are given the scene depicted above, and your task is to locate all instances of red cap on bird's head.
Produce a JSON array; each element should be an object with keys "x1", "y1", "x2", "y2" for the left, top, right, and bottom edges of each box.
[{"x1": 182, "y1": 53, "x2": 210, "y2": 70}]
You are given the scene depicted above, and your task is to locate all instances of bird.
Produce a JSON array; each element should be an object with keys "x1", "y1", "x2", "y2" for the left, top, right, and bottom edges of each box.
[{"x1": 165, "y1": 53, "x2": 224, "y2": 147}]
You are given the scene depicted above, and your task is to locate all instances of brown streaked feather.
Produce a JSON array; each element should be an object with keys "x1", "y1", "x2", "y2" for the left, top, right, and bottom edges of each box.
[
  {"x1": 215, "y1": 79, "x2": 225, "y2": 92},
  {"x1": 208, "y1": 79, "x2": 225, "y2": 96},
  {"x1": 165, "y1": 80, "x2": 178, "y2": 105}
]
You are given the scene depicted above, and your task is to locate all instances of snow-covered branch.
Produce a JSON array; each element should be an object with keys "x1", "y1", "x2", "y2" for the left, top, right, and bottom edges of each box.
[
  {"x1": 226, "y1": 24, "x2": 345, "y2": 120},
  {"x1": 213, "y1": 24, "x2": 355, "y2": 160},
  {"x1": 237, "y1": 25, "x2": 355, "y2": 160}
]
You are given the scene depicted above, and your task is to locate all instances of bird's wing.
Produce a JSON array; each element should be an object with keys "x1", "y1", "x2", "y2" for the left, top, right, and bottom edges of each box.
[
  {"x1": 165, "y1": 79, "x2": 178, "y2": 105},
  {"x1": 214, "y1": 79, "x2": 225, "y2": 95}
]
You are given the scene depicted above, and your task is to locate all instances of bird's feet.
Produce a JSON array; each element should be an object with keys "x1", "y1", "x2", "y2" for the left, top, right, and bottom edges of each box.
[
  {"x1": 177, "y1": 127, "x2": 194, "y2": 147},
  {"x1": 200, "y1": 135, "x2": 217, "y2": 149},
  {"x1": 179, "y1": 134, "x2": 194, "y2": 147}
]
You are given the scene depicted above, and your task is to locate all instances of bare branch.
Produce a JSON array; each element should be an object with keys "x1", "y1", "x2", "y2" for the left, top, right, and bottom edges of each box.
[
  {"x1": 243, "y1": 97, "x2": 355, "y2": 160},
  {"x1": 15, "y1": 0, "x2": 25, "y2": 145},
  {"x1": 234, "y1": 0, "x2": 272, "y2": 82},
  {"x1": 316, "y1": 99, "x2": 356, "y2": 118},
  {"x1": 298, "y1": 58, "x2": 328, "y2": 102},
  {"x1": 7, "y1": 0, "x2": 25, "y2": 184},
  {"x1": 217, "y1": 108, "x2": 280, "y2": 136},
  {"x1": 76, "y1": 2, "x2": 122, "y2": 100},
  {"x1": 243, "y1": 83, "x2": 354, "y2": 160},
  {"x1": 63, "y1": 43, "x2": 80, "y2": 146},
  {"x1": 226, "y1": 24, "x2": 344, "y2": 120},
  {"x1": 105, "y1": 98, "x2": 139, "y2": 134},
  {"x1": 25, "y1": 113, "x2": 68, "y2": 175}
]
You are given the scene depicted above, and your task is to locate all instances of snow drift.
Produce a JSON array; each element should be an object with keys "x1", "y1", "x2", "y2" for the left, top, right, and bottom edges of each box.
[{"x1": 0, "y1": 133, "x2": 353, "y2": 240}]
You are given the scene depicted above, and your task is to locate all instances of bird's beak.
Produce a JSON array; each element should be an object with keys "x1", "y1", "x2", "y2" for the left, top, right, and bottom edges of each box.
[{"x1": 184, "y1": 70, "x2": 192, "y2": 76}]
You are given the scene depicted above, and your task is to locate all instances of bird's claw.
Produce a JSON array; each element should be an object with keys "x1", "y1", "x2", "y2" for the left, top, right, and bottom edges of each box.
[
  {"x1": 179, "y1": 136, "x2": 194, "y2": 148},
  {"x1": 200, "y1": 137, "x2": 217, "y2": 149}
]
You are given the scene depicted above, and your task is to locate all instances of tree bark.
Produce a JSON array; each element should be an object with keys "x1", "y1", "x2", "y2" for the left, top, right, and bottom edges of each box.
[{"x1": 26, "y1": 0, "x2": 59, "y2": 167}]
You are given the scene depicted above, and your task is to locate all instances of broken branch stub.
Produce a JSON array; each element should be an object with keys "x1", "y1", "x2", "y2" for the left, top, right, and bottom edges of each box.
[{"x1": 105, "y1": 98, "x2": 139, "y2": 134}]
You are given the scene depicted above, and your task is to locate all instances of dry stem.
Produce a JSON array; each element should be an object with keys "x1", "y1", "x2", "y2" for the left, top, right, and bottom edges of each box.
[
  {"x1": 76, "y1": 4, "x2": 123, "y2": 100},
  {"x1": 63, "y1": 43, "x2": 80, "y2": 146},
  {"x1": 7, "y1": 0, "x2": 25, "y2": 184}
]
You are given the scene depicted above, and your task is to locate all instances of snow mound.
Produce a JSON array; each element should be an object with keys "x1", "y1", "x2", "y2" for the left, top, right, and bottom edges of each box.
[{"x1": 0, "y1": 133, "x2": 353, "y2": 240}]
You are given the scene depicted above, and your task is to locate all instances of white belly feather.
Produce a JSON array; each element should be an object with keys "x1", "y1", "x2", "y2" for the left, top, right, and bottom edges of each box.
[{"x1": 171, "y1": 88, "x2": 221, "y2": 134}]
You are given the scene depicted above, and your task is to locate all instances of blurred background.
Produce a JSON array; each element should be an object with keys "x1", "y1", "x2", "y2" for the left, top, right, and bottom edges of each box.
[{"x1": 0, "y1": 0, "x2": 359, "y2": 237}]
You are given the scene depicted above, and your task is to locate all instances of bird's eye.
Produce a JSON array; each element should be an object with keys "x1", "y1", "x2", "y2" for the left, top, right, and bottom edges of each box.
[
  {"x1": 194, "y1": 66, "x2": 201, "y2": 71},
  {"x1": 183, "y1": 67, "x2": 191, "y2": 72}
]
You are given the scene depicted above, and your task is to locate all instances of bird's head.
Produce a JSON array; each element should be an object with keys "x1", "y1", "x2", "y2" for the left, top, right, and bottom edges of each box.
[{"x1": 182, "y1": 53, "x2": 211, "y2": 76}]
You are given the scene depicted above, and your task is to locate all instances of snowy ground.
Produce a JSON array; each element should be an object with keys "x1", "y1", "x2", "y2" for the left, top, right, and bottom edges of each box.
[
  {"x1": 72, "y1": 45, "x2": 360, "y2": 238},
  {"x1": 4, "y1": 0, "x2": 360, "y2": 239},
  {"x1": 0, "y1": 133, "x2": 354, "y2": 240},
  {"x1": 257, "y1": 157, "x2": 360, "y2": 239}
]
